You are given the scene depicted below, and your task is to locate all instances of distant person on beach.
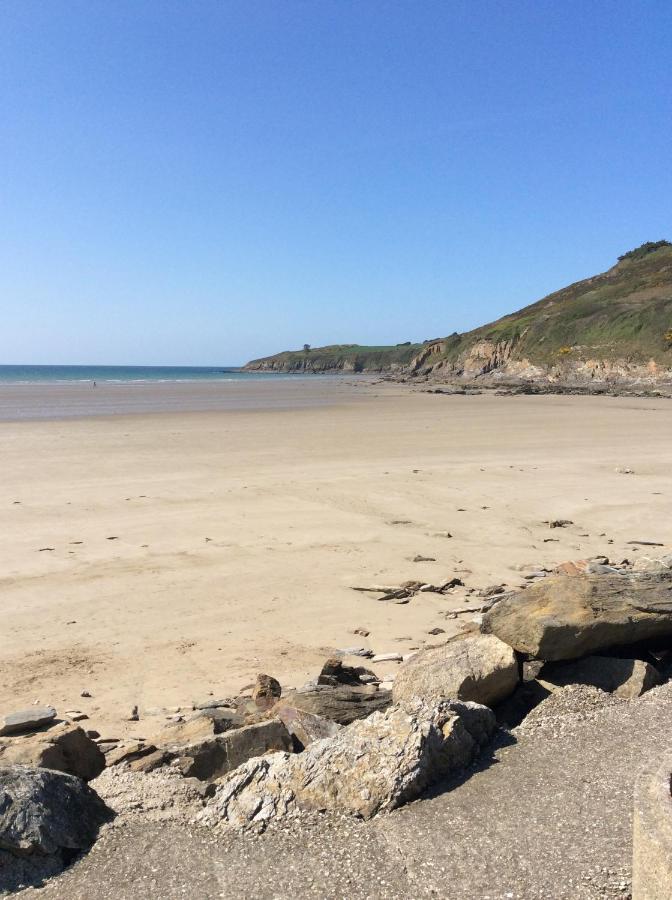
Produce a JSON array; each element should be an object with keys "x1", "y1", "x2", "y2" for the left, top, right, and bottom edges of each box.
[{"x1": 93, "y1": 381, "x2": 97, "y2": 387}]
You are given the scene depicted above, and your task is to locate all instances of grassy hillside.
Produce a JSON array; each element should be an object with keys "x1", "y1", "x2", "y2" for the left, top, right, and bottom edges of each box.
[
  {"x1": 413, "y1": 240, "x2": 672, "y2": 375},
  {"x1": 244, "y1": 343, "x2": 422, "y2": 373},
  {"x1": 245, "y1": 242, "x2": 672, "y2": 381}
]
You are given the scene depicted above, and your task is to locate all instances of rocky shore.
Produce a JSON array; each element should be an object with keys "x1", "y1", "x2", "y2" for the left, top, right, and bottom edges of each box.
[{"x1": 4, "y1": 548, "x2": 672, "y2": 896}]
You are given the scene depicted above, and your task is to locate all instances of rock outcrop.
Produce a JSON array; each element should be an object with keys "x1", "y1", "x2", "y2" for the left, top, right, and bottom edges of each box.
[
  {"x1": 481, "y1": 574, "x2": 672, "y2": 660},
  {"x1": 0, "y1": 707, "x2": 57, "y2": 737},
  {"x1": 199, "y1": 699, "x2": 495, "y2": 830},
  {"x1": 392, "y1": 634, "x2": 519, "y2": 708},
  {"x1": 158, "y1": 718, "x2": 293, "y2": 782},
  {"x1": 0, "y1": 722, "x2": 105, "y2": 782},
  {"x1": 278, "y1": 684, "x2": 392, "y2": 725}
]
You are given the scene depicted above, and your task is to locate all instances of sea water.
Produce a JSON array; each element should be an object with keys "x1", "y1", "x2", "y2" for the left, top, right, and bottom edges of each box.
[{"x1": 0, "y1": 365, "x2": 279, "y2": 384}]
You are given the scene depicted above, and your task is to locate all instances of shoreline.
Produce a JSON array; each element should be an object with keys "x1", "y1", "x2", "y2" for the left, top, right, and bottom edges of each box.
[{"x1": 0, "y1": 375, "x2": 382, "y2": 422}]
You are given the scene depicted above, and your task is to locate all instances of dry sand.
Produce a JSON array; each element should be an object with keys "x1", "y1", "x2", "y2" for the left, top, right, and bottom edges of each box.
[{"x1": 1, "y1": 380, "x2": 671, "y2": 740}]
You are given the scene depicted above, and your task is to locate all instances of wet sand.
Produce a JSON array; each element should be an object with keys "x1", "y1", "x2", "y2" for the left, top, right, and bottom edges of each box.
[
  {"x1": 0, "y1": 375, "x2": 367, "y2": 421},
  {"x1": 1, "y1": 381, "x2": 671, "y2": 739}
]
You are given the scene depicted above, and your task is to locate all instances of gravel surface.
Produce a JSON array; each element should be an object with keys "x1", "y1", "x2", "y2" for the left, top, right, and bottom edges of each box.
[
  {"x1": 91, "y1": 765, "x2": 207, "y2": 823},
  {"x1": 515, "y1": 683, "x2": 626, "y2": 733},
  {"x1": 15, "y1": 683, "x2": 672, "y2": 899}
]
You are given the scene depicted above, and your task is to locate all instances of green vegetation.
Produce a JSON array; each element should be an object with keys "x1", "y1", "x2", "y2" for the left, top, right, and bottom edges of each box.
[
  {"x1": 245, "y1": 241, "x2": 672, "y2": 377},
  {"x1": 617, "y1": 240, "x2": 671, "y2": 263},
  {"x1": 244, "y1": 343, "x2": 423, "y2": 373},
  {"x1": 422, "y1": 240, "x2": 672, "y2": 371}
]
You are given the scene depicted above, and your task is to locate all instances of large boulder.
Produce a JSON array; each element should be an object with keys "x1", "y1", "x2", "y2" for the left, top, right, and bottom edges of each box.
[
  {"x1": 0, "y1": 723, "x2": 105, "y2": 782},
  {"x1": 199, "y1": 699, "x2": 495, "y2": 830},
  {"x1": 538, "y1": 655, "x2": 662, "y2": 699},
  {"x1": 482, "y1": 574, "x2": 672, "y2": 661},
  {"x1": 392, "y1": 634, "x2": 519, "y2": 708},
  {"x1": 158, "y1": 718, "x2": 292, "y2": 781},
  {"x1": 0, "y1": 765, "x2": 110, "y2": 856},
  {"x1": 278, "y1": 684, "x2": 392, "y2": 725}
]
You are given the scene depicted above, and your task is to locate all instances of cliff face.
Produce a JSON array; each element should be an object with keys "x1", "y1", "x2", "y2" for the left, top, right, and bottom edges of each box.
[
  {"x1": 409, "y1": 242, "x2": 672, "y2": 385},
  {"x1": 244, "y1": 242, "x2": 672, "y2": 386}
]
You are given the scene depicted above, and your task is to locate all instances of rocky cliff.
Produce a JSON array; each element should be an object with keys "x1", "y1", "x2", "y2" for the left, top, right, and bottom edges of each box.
[
  {"x1": 244, "y1": 343, "x2": 422, "y2": 373},
  {"x1": 410, "y1": 240, "x2": 672, "y2": 385},
  {"x1": 245, "y1": 242, "x2": 672, "y2": 386}
]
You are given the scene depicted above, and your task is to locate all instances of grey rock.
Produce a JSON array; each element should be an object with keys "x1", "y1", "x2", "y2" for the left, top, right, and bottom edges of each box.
[
  {"x1": 0, "y1": 706, "x2": 56, "y2": 737},
  {"x1": 0, "y1": 765, "x2": 110, "y2": 857},
  {"x1": 393, "y1": 634, "x2": 519, "y2": 708},
  {"x1": 482, "y1": 573, "x2": 672, "y2": 661},
  {"x1": 199, "y1": 699, "x2": 495, "y2": 830}
]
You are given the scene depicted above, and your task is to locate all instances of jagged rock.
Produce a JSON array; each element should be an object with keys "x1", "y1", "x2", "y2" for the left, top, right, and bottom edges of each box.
[
  {"x1": 199, "y1": 700, "x2": 495, "y2": 830},
  {"x1": 279, "y1": 684, "x2": 392, "y2": 725},
  {"x1": 251, "y1": 674, "x2": 282, "y2": 710},
  {"x1": 162, "y1": 718, "x2": 292, "y2": 782},
  {"x1": 128, "y1": 748, "x2": 171, "y2": 773},
  {"x1": 274, "y1": 704, "x2": 341, "y2": 750},
  {"x1": 317, "y1": 658, "x2": 376, "y2": 687},
  {"x1": 538, "y1": 655, "x2": 662, "y2": 699},
  {"x1": 105, "y1": 741, "x2": 158, "y2": 767},
  {"x1": 393, "y1": 634, "x2": 519, "y2": 708},
  {"x1": 0, "y1": 722, "x2": 105, "y2": 782},
  {"x1": 0, "y1": 707, "x2": 56, "y2": 737},
  {"x1": 0, "y1": 765, "x2": 110, "y2": 856},
  {"x1": 482, "y1": 574, "x2": 672, "y2": 661}
]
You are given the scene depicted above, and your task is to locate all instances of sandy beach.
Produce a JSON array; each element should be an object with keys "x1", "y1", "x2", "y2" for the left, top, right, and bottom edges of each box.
[{"x1": 1, "y1": 379, "x2": 671, "y2": 741}]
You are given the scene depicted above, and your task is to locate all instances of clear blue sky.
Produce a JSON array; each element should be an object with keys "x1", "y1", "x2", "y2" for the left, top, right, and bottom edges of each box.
[{"x1": 1, "y1": 1, "x2": 670, "y2": 365}]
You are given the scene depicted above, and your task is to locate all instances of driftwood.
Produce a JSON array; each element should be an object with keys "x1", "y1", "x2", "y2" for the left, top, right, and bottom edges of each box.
[{"x1": 351, "y1": 578, "x2": 463, "y2": 604}]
